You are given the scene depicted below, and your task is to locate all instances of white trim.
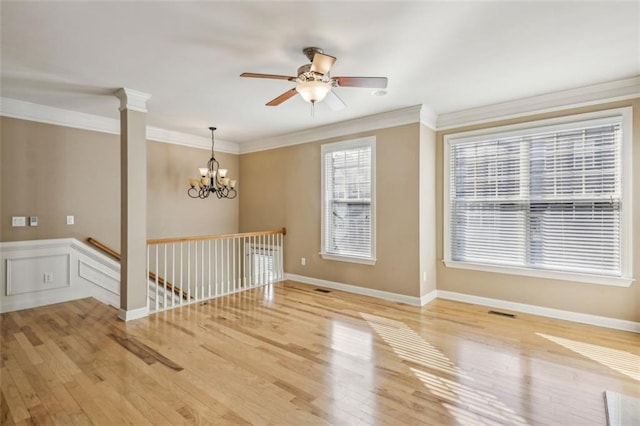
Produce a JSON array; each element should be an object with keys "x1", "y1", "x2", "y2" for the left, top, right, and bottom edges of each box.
[
  {"x1": 319, "y1": 252, "x2": 377, "y2": 265},
  {"x1": 420, "y1": 105, "x2": 437, "y2": 130},
  {"x1": 1, "y1": 97, "x2": 120, "y2": 134},
  {"x1": 420, "y1": 289, "x2": 438, "y2": 306},
  {"x1": 321, "y1": 137, "x2": 376, "y2": 263},
  {"x1": 0, "y1": 238, "x2": 121, "y2": 313},
  {"x1": 6, "y1": 254, "x2": 71, "y2": 295},
  {"x1": 2, "y1": 77, "x2": 637, "y2": 156},
  {"x1": 285, "y1": 273, "x2": 422, "y2": 306},
  {"x1": 443, "y1": 107, "x2": 634, "y2": 286},
  {"x1": 437, "y1": 76, "x2": 640, "y2": 130},
  {"x1": 443, "y1": 260, "x2": 634, "y2": 287},
  {"x1": 146, "y1": 126, "x2": 239, "y2": 154},
  {"x1": 117, "y1": 306, "x2": 149, "y2": 321},
  {"x1": 0, "y1": 97, "x2": 240, "y2": 154},
  {"x1": 114, "y1": 88, "x2": 152, "y2": 113},
  {"x1": 436, "y1": 290, "x2": 640, "y2": 333},
  {"x1": 240, "y1": 105, "x2": 421, "y2": 154}
]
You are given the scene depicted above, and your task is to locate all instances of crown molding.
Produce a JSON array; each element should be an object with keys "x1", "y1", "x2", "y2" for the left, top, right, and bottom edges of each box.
[
  {"x1": 1, "y1": 97, "x2": 120, "y2": 134},
  {"x1": 114, "y1": 88, "x2": 151, "y2": 113},
  {"x1": 436, "y1": 76, "x2": 640, "y2": 130},
  {"x1": 239, "y1": 105, "x2": 423, "y2": 154},
  {"x1": 0, "y1": 97, "x2": 239, "y2": 154},
  {"x1": 420, "y1": 104, "x2": 437, "y2": 130},
  {"x1": 146, "y1": 126, "x2": 239, "y2": 154}
]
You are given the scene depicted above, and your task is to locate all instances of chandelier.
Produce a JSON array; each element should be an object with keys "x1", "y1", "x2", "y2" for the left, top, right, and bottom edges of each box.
[{"x1": 188, "y1": 126, "x2": 237, "y2": 199}]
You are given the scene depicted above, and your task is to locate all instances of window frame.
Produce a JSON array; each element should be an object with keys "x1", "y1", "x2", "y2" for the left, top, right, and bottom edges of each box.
[
  {"x1": 443, "y1": 107, "x2": 633, "y2": 287},
  {"x1": 320, "y1": 137, "x2": 377, "y2": 265}
]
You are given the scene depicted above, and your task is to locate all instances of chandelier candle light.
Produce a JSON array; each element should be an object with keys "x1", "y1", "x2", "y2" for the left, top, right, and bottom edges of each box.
[{"x1": 188, "y1": 126, "x2": 237, "y2": 199}]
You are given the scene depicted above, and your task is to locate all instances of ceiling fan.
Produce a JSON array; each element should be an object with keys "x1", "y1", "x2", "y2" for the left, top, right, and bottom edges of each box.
[{"x1": 241, "y1": 47, "x2": 388, "y2": 111}]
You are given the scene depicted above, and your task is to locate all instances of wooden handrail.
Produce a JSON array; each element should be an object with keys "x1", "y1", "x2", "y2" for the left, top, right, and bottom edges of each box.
[
  {"x1": 146, "y1": 227, "x2": 286, "y2": 246},
  {"x1": 87, "y1": 238, "x2": 189, "y2": 300},
  {"x1": 87, "y1": 238, "x2": 121, "y2": 261}
]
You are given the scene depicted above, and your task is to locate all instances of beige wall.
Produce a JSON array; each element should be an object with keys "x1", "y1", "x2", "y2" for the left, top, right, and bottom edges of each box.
[
  {"x1": 1, "y1": 117, "x2": 239, "y2": 249},
  {"x1": 436, "y1": 99, "x2": 640, "y2": 322},
  {"x1": 147, "y1": 139, "x2": 239, "y2": 239},
  {"x1": 240, "y1": 124, "x2": 421, "y2": 297},
  {"x1": 1, "y1": 118, "x2": 120, "y2": 247},
  {"x1": 420, "y1": 123, "x2": 437, "y2": 297}
]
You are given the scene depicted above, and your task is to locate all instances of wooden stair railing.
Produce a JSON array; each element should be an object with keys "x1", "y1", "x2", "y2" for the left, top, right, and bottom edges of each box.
[{"x1": 87, "y1": 238, "x2": 190, "y2": 300}]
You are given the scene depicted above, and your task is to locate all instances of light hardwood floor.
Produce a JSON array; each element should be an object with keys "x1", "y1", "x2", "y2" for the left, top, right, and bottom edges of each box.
[{"x1": 1, "y1": 280, "x2": 639, "y2": 425}]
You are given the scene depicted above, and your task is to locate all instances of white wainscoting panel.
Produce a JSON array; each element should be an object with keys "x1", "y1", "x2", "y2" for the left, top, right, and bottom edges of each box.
[
  {"x1": 0, "y1": 238, "x2": 121, "y2": 313},
  {"x1": 6, "y1": 254, "x2": 70, "y2": 295}
]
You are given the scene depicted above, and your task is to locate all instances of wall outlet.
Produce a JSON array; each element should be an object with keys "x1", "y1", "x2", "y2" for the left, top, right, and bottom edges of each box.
[
  {"x1": 301, "y1": 257, "x2": 306, "y2": 266},
  {"x1": 66, "y1": 215, "x2": 74, "y2": 225},
  {"x1": 29, "y1": 216, "x2": 38, "y2": 226},
  {"x1": 43, "y1": 273, "x2": 54, "y2": 283},
  {"x1": 12, "y1": 216, "x2": 26, "y2": 227}
]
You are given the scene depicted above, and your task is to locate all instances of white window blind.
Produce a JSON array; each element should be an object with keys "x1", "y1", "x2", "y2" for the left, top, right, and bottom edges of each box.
[
  {"x1": 448, "y1": 116, "x2": 626, "y2": 278},
  {"x1": 321, "y1": 138, "x2": 376, "y2": 263}
]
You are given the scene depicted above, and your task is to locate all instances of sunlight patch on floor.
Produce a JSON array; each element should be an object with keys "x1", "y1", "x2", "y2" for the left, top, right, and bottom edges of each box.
[
  {"x1": 331, "y1": 321, "x2": 373, "y2": 360},
  {"x1": 360, "y1": 312, "x2": 528, "y2": 425},
  {"x1": 537, "y1": 333, "x2": 640, "y2": 381}
]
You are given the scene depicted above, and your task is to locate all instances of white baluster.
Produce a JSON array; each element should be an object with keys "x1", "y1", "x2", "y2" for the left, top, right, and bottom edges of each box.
[
  {"x1": 201, "y1": 240, "x2": 205, "y2": 302},
  {"x1": 155, "y1": 245, "x2": 159, "y2": 312},
  {"x1": 146, "y1": 245, "x2": 150, "y2": 310},
  {"x1": 172, "y1": 243, "x2": 176, "y2": 308},
  {"x1": 180, "y1": 242, "x2": 184, "y2": 306},
  {"x1": 214, "y1": 239, "x2": 218, "y2": 296},
  {"x1": 187, "y1": 242, "x2": 191, "y2": 301},
  {"x1": 163, "y1": 244, "x2": 167, "y2": 309},
  {"x1": 232, "y1": 237, "x2": 236, "y2": 292},
  {"x1": 279, "y1": 233, "x2": 284, "y2": 280},
  {"x1": 242, "y1": 236, "x2": 246, "y2": 287}
]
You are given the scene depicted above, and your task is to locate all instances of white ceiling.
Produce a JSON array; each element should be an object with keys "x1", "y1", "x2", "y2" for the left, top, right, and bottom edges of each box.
[{"x1": 1, "y1": 1, "x2": 638, "y2": 144}]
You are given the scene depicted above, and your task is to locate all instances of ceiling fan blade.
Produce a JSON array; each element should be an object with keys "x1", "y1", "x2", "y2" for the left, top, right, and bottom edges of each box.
[
  {"x1": 324, "y1": 90, "x2": 346, "y2": 111},
  {"x1": 266, "y1": 88, "x2": 298, "y2": 106},
  {"x1": 335, "y1": 76, "x2": 388, "y2": 88},
  {"x1": 241, "y1": 72, "x2": 296, "y2": 81},
  {"x1": 310, "y1": 53, "x2": 336, "y2": 75}
]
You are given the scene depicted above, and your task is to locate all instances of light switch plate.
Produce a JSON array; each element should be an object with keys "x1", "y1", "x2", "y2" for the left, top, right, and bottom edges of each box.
[
  {"x1": 66, "y1": 215, "x2": 74, "y2": 225},
  {"x1": 12, "y1": 216, "x2": 26, "y2": 227},
  {"x1": 29, "y1": 216, "x2": 38, "y2": 226}
]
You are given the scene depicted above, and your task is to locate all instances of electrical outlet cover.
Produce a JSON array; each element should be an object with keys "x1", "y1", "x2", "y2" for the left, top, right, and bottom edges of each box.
[{"x1": 29, "y1": 216, "x2": 38, "y2": 226}]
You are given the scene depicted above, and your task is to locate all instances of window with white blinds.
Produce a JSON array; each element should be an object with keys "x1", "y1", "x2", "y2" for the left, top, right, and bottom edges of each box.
[
  {"x1": 445, "y1": 108, "x2": 633, "y2": 285},
  {"x1": 321, "y1": 137, "x2": 376, "y2": 264}
]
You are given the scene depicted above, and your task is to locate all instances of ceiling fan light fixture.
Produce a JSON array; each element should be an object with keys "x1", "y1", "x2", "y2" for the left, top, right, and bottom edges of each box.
[{"x1": 296, "y1": 80, "x2": 331, "y2": 104}]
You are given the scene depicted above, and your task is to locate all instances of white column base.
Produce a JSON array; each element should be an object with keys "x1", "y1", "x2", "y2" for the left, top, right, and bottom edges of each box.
[{"x1": 117, "y1": 306, "x2": 149, "y2": 321}]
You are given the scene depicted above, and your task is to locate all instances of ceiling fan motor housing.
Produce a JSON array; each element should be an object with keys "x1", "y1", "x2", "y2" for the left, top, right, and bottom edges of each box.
[{"x1": 296, "y1": 64, "x2": 324, "y2": 82}]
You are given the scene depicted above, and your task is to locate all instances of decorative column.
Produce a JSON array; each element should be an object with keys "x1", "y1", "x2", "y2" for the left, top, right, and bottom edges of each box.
[{"x1": 115, "y1": 88, "x2": 151, "y2": 321}]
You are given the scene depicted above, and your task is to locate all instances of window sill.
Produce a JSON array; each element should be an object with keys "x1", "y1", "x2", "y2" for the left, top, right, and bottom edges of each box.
[
  {"x1": 320, "y1": 252, "x2": 377, "y2": 266},
  {"x1": 442, "y1": 260, "x2": 634, "y2": 287}
]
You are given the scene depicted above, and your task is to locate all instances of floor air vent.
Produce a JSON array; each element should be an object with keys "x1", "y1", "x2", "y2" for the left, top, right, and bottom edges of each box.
[
  {"x1": 314, "y1": 288, "x2": 331, "y2": 293},
  {"x1": 488, "y1": 310, "x2": 516, "y2": 318}
]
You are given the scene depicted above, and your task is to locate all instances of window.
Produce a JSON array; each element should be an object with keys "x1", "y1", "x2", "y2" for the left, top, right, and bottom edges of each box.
[
  {"x1": 321, "y1": 137, "x2": 376, "y2": 264},
  {"x1": 444, "y1": 108, "x2": 633, "y2": 286}
]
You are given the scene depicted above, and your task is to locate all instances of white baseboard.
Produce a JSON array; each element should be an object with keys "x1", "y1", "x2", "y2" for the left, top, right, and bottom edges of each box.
[
  {"x1": 283, "y1": 273, "x2": 639, "y2": 333},
  {"x1": 436, "y1": 290, "x2": 640, "y2": 333},
  {"x1": 285, "y1": 273, "x2": 423, "y2": 306},
  {"x1": 420, "y1": 289, "x2": 438, "y2": 306},
  {"x1": 118, "y1": 306, "x2": 149, "y2": 321}
]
